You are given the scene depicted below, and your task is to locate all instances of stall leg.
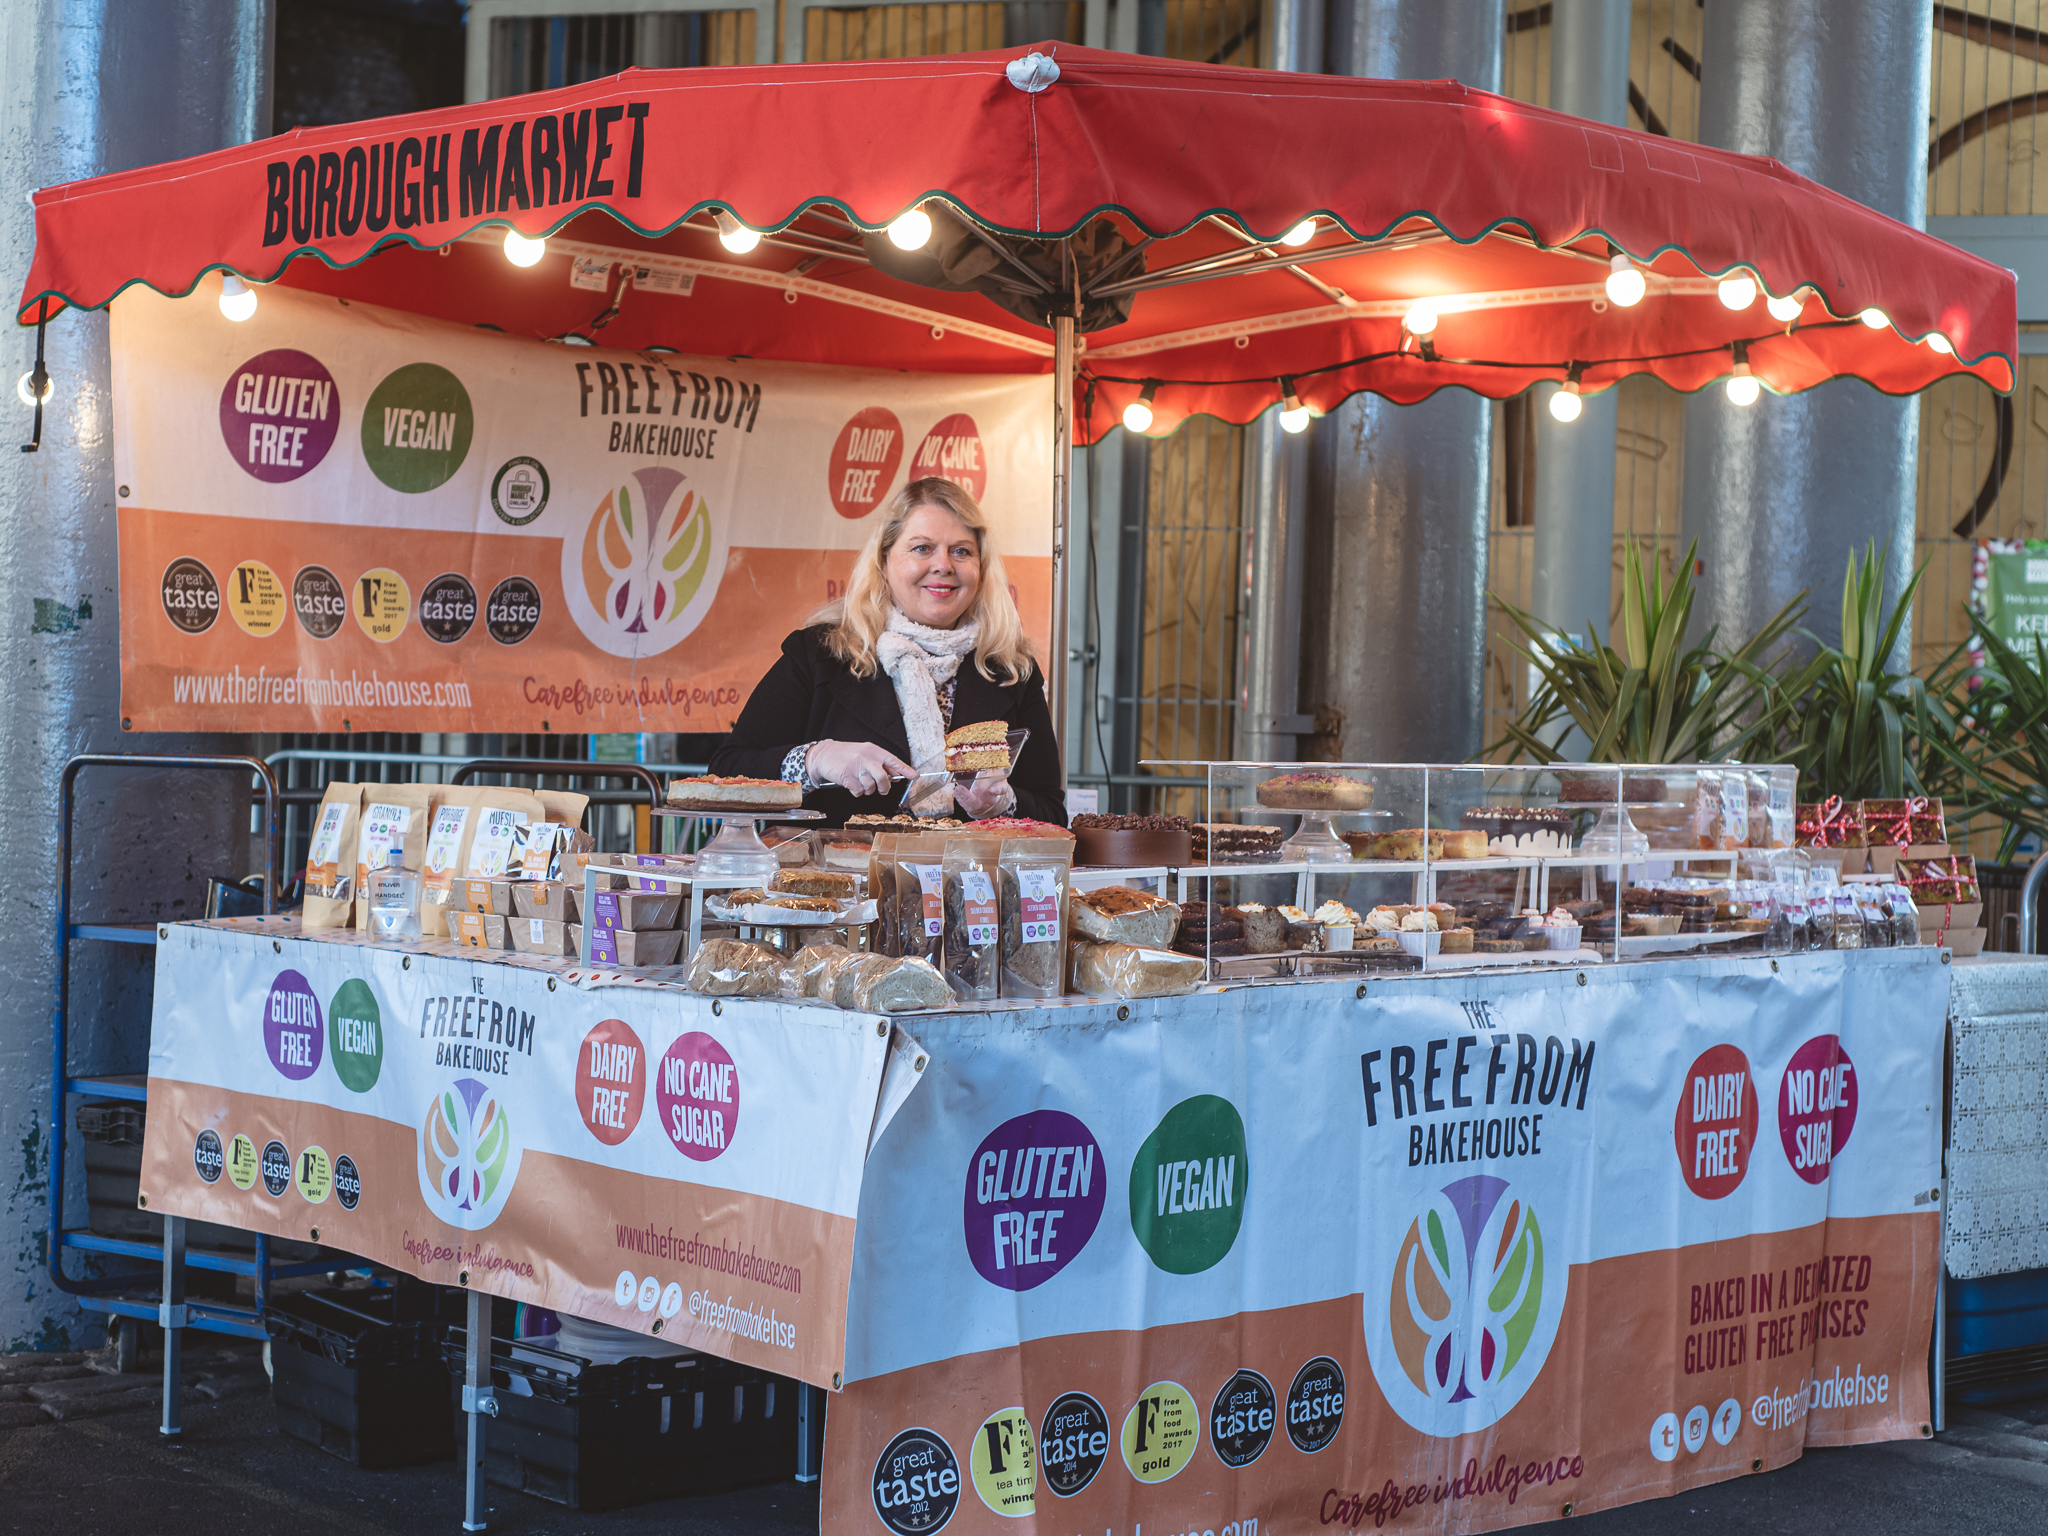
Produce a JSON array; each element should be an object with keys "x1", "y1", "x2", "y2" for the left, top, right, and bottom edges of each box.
[
  {"x1": 797, "y1": 1382, "x2": 826, "y2": 1483},
  {"x1": 462, "y1": 1287, "x2": 494, "y2": 1532},
  {"x1": 159, "y1": 1214, "x2": 185, "y2": 1437}
]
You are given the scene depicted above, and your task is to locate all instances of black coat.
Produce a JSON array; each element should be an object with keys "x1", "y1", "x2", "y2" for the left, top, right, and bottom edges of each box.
[{"x1": 710, "y1": 625, "x2": 1068, "y2": 827}]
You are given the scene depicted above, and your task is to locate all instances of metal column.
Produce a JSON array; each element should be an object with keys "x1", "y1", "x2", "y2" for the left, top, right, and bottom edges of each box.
[
  {"x1": 158, "y1": 1215, "x2": 185, "y2": 1438},
  {"x1": 1233, "y1": 0, "x2": 1318, "y2": 763},
  {"x1": 1304, "y1": 0, "x2": 1502, "y2": 763},
  {"x1": 0, "y1": 0, "x2": 273, "y2": 1350},
  {"x1": 1530, "y1": 0, "x2": 1631, "y2": 651},
  {"x1": 462, "y1": 1287, "x2": 495, "y2": 1531},
  {"x1": 1678, "y1": 0, "x2": 1932, "y2": 659},
  {"x1": 1048, "y1": 314, "x2": 1077, "y2": 767}
]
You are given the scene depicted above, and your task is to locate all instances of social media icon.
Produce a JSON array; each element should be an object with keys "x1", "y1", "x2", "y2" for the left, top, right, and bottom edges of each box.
[
  {"x1": 1650, "y1": 1412, "x2": 1680, "y2": 1462},
  {"x1": 1683, "y1": 1404, "x2": 1709, "y2": 1454}
]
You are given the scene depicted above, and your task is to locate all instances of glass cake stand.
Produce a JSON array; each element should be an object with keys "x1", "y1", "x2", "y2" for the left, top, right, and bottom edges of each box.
[
  {"x1": 1557, "y1": 801, "x2": 1656, "y2": 860},
  {"x1": 653, "y1": 807, "x2": 823, "y2": 885},
  {"x1": 1278, "y1": 807, "x2": 1389, "y2": 864}
]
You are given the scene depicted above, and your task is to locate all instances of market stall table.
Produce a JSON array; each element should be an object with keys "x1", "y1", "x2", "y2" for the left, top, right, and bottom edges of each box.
[{"x1": 139, "y1": 917, "x2": 1946, "y2": 1532}]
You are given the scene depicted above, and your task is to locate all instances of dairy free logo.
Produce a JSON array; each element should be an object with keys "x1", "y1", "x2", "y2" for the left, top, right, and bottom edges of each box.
[
  {"x1": 1677, "y1": 1044, "x2": 1758, "y2": 1200},
  {"x1": 1127, "y1": 1094, "x2": 1248, "y2": 1274},
  {"x1": 963, "y1": 1110, "x2": 1104, "y2": 1291},
  {"x1": 1368, "y1": 1174, "x2": 1565, "y2": 1438}
]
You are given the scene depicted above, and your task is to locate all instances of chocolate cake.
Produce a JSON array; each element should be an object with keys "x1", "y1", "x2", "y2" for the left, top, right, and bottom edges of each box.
[
  {"x1": 1191, "y1": 822, "x2": 1285, "y2": 863},
  {"x1": 1461, "y1": 806, "x2": 1575, "y2": 853}
]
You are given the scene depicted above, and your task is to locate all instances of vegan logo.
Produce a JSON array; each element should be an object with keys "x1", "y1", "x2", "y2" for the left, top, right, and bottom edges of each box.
[
  {"x1": 1127, "y1": 1094, "x2": 1248, "y2": 1274},
  {"x1": 263, "y1": 970, "x2": 323, "y2": 1081},
  {"x1": 964, "y1": 1109, "x2": 1104, "y2": 1291},
  {"x1": 873, "y1": 1426, "x2": 961, "y2": 1535},
  {"x1": 328, "y1": 978, "x2": 383, "y2": 1092},
  {"x1": 565, "y1": 465, "x2": 723, "y2": 657},
  {"x1": 1778, "y1": 1035, "x2": 1857, "y2": 1185},
  {"x1": 828, "y1": 406, "x2": 903, "y2": 518},
  {"x1": 418, "y1": 1077, "x2": 520, "y2": 1229},
  {"x1": 491, "y1": 456, "x2": 550, "y2": 525},
  {"x1": 1369, "y1": 1174, "x2": 1564, "y2": 1438},
  {"x1": 220, "y1": 349, "x2": 339, "y2": 483},
  {"x1": 361, "y1": 362, "x2": 473, "y2": 492}
]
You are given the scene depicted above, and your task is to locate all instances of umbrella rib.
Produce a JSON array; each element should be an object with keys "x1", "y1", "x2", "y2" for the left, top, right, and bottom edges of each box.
[
  {"x1": 1200, "y1": 214, "x2": 1356, "y2": 307},
  {"x1": 1091, "y1": 229, "x2": 1447, "y2": 300}
]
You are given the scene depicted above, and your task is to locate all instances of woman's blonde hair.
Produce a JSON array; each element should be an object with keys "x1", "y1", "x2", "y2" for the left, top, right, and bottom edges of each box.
[{"x1": 811, "y1": 477, "x2": 1036, "y2": 684}]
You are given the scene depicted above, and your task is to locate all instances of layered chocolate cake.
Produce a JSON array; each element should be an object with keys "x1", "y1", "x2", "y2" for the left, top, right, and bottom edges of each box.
[
  {"x1": 1461, "y1": 806, "x2": 1575, "y2": 854},
  {"x1": 1191, "y1": 823, "x2": 1285, "y2": 863}
]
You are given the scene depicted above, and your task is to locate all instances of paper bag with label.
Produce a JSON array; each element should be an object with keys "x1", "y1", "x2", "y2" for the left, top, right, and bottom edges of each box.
[
  {"x1": 302, "y1": 782, "x2": 363, "y2": 930},
  {"x1": 462, "y1": 790, "x2": 544, "y2": 881},
  {"x1": 352, "y1": 784, "x2": 433, "y2": 929},
  {"x1": 535, "y1": 789, "x2": 590, "y2": 830},
  {"x1": 418, "y1": 785, "x2": 482, "y2": 938}
]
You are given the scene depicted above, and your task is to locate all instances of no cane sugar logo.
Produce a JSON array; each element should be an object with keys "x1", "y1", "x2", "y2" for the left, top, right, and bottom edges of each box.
[{"x1": 1367, "y1": 1173, "x2": 1565, "y2": 1438}]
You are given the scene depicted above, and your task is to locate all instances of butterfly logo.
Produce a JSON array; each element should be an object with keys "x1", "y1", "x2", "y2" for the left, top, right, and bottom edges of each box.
[
  {"x1": 564, "y1": 465, "x2": 725, "y2": 657},
  {"x1": 417, "y1": 1077, "x2": 521, "y2": 1229}
]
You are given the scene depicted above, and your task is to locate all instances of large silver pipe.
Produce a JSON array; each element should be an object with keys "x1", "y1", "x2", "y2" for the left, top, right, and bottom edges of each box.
[
  {"x1": 0, "y1": 0, "x2": 273, "y2": 1349},
  {"x1": 1679, "y1": 0, "x2": 1931, "y2": 661},
  {"x1": 1530, "y1": 0, "x2": 1630, "y2": 651},
  {"x1": 1301, "y1": 0, "x2": 1501, "y2": 763}
]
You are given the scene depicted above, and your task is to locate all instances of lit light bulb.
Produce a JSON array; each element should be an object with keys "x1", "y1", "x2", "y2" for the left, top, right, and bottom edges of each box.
[
  {"x1": 1549, "y1": 385, "x2": 1582, "y2": 423},
  {"x1": 1927, "y1": 332, "x2": 1954, "y2": 355},
  {"x1": 1279, "y1": 381, "x2": 1310, "y2": 434},
  {"x1": 887, "y1": 208, "x2": 932, "y2": 251},
  {"x1": 1124, "y1": 381, "x2": 1159, "y2": 435},
  {"x1": 16, "y1": 370, "x2": 52, "y2": 407},
  {"x1": 1279, "y1": 218, "x2": 1318, "y2": 248},
  {"x1": 714, "y1": 211, "x2": 760, "y2": 255},
  {"x1": 1717, "y1": 274, "x2": 1757, "y2": 311},
  {"x1": 1605, "y1": 253, "x2": 1646, "y2": 308},
  {"x1": 1726, "y1": 369, "x2": 1760, "y2": 407},
  {"x1": 503, "y1": 230, "x2": 546, "y2": 267},
  {"x1": 1860, "y1": 307, "x2": 1888, "y2": 329},
  {"x1": 218, "y1": 272, "x2": 257, "y2": 322},
  {"x1": 1403, "y1": 303, "x2": 1439, "y2": 337},
  {"x1": 1766, "y1": 291, "x2": 1804, "y2": 323}
]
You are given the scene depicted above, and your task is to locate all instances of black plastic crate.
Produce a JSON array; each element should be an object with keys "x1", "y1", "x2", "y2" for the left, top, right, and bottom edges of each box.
[
  {"x1": 268, "y1": 1287, "x2": 457, "y2": 1469},
  {"x1": 443, "y1": 1329, "x2": 798, "y2": 1511},
  {"x1": 76, "y1": 1095, "x2": 264, "y2": 1252}
]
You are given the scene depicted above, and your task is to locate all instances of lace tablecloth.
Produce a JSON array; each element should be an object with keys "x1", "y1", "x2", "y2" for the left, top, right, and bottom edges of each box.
[{"x1": 1947, "y1": 956, "x2": 2048, "y2": 1279}]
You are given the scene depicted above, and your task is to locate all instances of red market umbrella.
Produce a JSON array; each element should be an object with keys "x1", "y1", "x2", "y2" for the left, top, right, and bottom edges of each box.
[{"x1": 16, "y1": 43, "x2": 2018, "y2": 712}]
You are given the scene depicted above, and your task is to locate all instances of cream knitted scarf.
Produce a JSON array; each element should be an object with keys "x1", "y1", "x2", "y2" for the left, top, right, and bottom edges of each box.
[{"x1": 875, "y1": 608, "x2": 980, "y2": 808}]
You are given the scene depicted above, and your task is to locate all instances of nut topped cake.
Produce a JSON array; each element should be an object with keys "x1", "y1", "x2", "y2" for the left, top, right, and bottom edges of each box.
[
  {"x1": 666, "y1": 774, "x2": 802, "y2": 810},
  {"x1": 1254, "y1": 771, "x2": 1373, "y2": 811}
]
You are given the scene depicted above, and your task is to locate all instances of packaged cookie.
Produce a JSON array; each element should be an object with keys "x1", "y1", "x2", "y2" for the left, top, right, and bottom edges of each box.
[
  {"x1": 869, "y1": 831, "x2": 903, "y2": 957},
  {"x1": 418, "y1": 785, "x2": 482, "y2": 938},
  {"x1": 893, "y1": 832, "x2": 949, "y2": 965},
  {"x1": 352, "y1": 784, "x2": 432, "y2": 930},
  {"x1": 943, "y1": 833, "x2": 1003, "y2": 1001},
  {"x1": 302, "y1": 782, "x2": 363, "y2": 930},
  {"x1": 998, "y1": 834, "x2": 1072, "y2": 999}
]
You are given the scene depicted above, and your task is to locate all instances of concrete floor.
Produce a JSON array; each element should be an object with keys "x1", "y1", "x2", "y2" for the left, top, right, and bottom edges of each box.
[{"x1": 2, "y1": 1339, "x2": 2046, "y2": 1534}]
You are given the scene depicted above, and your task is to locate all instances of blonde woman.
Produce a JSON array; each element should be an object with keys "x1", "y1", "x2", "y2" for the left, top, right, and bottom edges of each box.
[{"x1": 711, "y1": 477, "x2": 1066, "y2": 825}]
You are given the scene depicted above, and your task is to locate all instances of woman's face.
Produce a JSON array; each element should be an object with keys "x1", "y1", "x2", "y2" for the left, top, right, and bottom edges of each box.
[{"x1": 885, "y1": 504, "x2": 982, "y2": 629}]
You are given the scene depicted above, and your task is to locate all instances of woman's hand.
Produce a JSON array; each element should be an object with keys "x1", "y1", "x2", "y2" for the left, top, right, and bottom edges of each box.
[
  {"x1": 806, "y1": 740, "x2": 915, "y2": 799},
  {"x1": 953, "y1": 769, "x2": 1017, "y2": 818}
]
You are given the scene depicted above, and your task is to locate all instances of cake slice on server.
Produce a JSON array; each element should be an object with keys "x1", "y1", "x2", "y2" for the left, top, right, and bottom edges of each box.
[{"x1": 943, "y1": 720, "x2": 1012, "y2": 772}]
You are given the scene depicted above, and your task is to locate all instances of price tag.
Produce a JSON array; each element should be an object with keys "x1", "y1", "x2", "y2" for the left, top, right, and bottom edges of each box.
[
  {"x1": 1016, "y1": 866, "x2": 1060, "y2": 943},
  {"x1": 963, "y1": 869, "x2": 999, "y2": 947},
  {"x1": 913, "y1": 864, "x2": 944, "y2": 937}
]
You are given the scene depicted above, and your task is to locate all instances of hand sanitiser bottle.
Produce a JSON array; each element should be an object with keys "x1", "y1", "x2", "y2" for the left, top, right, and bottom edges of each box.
[{"x1": 367, "y1": 846, "x2": 421, "y2": 940}]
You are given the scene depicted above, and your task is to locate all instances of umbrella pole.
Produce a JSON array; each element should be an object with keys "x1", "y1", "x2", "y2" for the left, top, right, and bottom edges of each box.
[{"x1": 1049, "y1": 313, "x2": 1075, "y2": 787}]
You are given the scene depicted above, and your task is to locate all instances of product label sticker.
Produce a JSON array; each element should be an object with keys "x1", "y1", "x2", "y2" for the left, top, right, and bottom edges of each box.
[
  {"x1": 594, "y1": 890, "x2": 622, "y2": 928},
  {"x1": 423, "y1": 803, "x2": 469, "y2": 879},
  {"x1": 1016, "y1": 867, "x2": 1059, "y2": 942},
  {"x1": 529, "y1": 918, "x2": 546, "y2": 945},
  {"x1": 914, "y1": 864, "x2": 945, "y2": 937},
  {"x1": 307, "y1": 802, "x2": 348, "y2": 866},
  {"x1": 1720, "y1": 774, "x2": 1750, "y2": 845},
  {"x1": 963, "y1": 869, "x2": 999, "y2": 947},
  {"x1": 589, "y1": 924, "x2": 619, "y2": 964},
  {"x1": 466, "y1": 807, "x2": 527, "y2": 877},
  {"x1": 357, "y1": 801, "x2": 412, "y2": 884}
]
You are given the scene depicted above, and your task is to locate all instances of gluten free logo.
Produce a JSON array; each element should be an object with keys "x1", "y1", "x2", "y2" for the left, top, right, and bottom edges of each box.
[
  {"x1": 964, "y1": 1110, "x2": 1104, "y2": 1291},
  {"x1": 220, "y1": 349, "x2": 339, "y2": 483},
  {"x1": 263, "y1": 970, "x2": 323, "y2": 1081},
  {"x1": 361, "y1": 362, "x2": 472, "y2": 493},
  {"x1": 1127, "y1": 1094, "x2": 1248, "y2": 1274}
]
